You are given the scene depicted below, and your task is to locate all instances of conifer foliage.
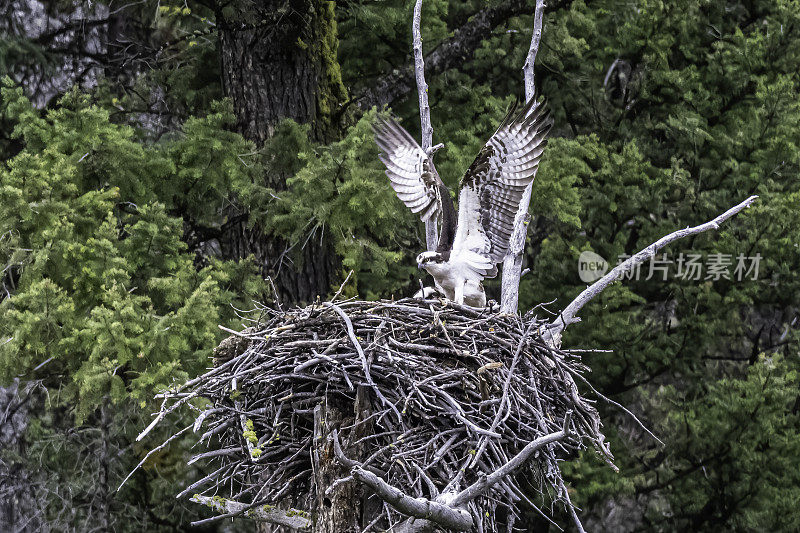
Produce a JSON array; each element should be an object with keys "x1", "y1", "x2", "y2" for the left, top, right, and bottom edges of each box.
[{"x1": 0, "y1": 82, "x2": 262, "y2": 529}]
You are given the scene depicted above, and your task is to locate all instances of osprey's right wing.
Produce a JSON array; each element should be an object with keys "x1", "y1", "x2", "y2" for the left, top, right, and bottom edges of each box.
[{"x1": 373, "y1": 117, "x2": 441, "y2": 223}]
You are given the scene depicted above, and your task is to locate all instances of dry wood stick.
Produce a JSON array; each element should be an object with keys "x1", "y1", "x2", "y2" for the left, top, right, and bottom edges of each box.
[
  {"x1": 413, "y1": 0, "x2": 439, "y2": 251},
  {"x1": 500, "y1": 0, "x2": 546, "y2": 314},
  {"x1": 190, "y1": 495, "x2": 311, "y2": 529},
  {"x1": 545, "y1": 195, "x2": 759, "y2": 346},
  {"x1": 333, "y1": 431, "x2": 473, "y2": 531}
]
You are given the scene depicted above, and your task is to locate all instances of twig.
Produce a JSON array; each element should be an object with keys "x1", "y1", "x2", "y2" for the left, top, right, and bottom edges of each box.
[
  {"x1": 266, "y1": 276, "x2": 283, "y2": 312},
  {"x1": 568, "y1": 366, "x2": 664, "y2": 446},
  {"x1": 117, "y1": 425, "x2": 192, "y2": 492},
  {"x1": 218, "y1": 325, "x2": 251, "y2": 338},
  {"x1": 332, "y1": 270, "x2": 355, "y2": 301},
  {"x1": 471, "y1": 320, "x2": 536, "y2": 466},
  {"x1": 557, "y1": 477, "x2": 586, "y2": 533}
]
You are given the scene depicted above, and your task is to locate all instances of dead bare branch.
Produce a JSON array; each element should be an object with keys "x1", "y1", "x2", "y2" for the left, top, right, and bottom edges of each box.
[
  {"x1": 354, "y1": 0, "x2": 573, "y2": 111},
  {"x1": 544, "y1": 195, "x2": 759, "y2": 346},
  {"x1": 501, "y1": 0, "x2": 546, "y2": 314},
  {"x1": 333, "y1": 430, "x2": 473, "y2": 530},
  {"x1": 412, "y1": 0, "x2": 439, "y2": 251},
  {"x1": 189, "y1": 495, "x2": 310, "y2": 529}
]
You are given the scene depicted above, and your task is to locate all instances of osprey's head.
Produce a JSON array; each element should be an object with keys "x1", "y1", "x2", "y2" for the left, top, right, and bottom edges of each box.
[{"x1": 416, "y1": 251, "x2": 444, "y2": 270}]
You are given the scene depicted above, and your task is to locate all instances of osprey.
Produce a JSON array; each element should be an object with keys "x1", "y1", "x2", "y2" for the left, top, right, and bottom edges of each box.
[{"x1": 374, "y1": 97, "x2": 552, "y2": 307}]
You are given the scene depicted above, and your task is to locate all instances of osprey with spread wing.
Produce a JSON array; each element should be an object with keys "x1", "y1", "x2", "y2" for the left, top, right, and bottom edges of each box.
[{"x1": 374, "y1": 97, "x2": 552, "y2": 307}]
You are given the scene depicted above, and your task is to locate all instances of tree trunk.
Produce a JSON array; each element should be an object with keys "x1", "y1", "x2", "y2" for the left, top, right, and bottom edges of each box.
[
  {"x1": 311, "y1": 403, "x2": 358, "y2": 533},
  {"x1": 215, "y1": 0, "x2": 348, "y2": 303},
  {"x1": 0, "y1": 381, "x2": 41, "y2": 531},
  {"x1": 218, "y1": 218, "x2": 338, "y2": 306}
]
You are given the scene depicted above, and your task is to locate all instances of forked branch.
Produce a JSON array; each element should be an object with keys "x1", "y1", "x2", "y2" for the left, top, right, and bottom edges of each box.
[
  {"x1": 332, "y1": 430, "x2": 473, "y2": 530},
  {"x1": 334, "y1": 412, "x2": 571, "y2": 531}
]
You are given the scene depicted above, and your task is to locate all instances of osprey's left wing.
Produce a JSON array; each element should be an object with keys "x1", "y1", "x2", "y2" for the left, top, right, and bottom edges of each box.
[
  {"x1": 373, "y1": 117, "x2": 441, "y2": 223},
  {"x1": 453, "y1": 97, "x2": 553, "y2": 268}
]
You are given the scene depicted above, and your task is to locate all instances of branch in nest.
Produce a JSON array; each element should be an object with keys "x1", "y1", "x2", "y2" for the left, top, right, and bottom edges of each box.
[
  {"x1": 451, "y1": 411, "x2": 571, "y2": 507},
  {"x1": 189, "y1": 495, "x2": 310, "y2": 529},
  {"x1": 129, "y1": 297, "x2": 607, "y2": 531},
  {"x1": 332, "y1": 430, "x2": 473, "y2": 531},
  {"x1": 544, "y1": 195, "x2": 759, "y2": 346}
]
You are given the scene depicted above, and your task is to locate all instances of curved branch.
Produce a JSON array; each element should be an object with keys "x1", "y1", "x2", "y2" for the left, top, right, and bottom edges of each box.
[
  {"x1": 451, "y1": 411, "x2": 570, "y2": 507},
  {"x1": 545, "y1": 195, "x2": 759, "y2": 346},
  {"x1": 351, "y1": 467, "x2": 473, "y2": 530},
  {"x1": 332, "y1": 430, "x2": 473, "y2": 530}
]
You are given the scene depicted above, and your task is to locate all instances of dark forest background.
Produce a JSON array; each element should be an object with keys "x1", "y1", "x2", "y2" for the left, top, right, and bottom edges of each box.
[{"x1": 1, "y1": 0, "x2": 799, "y2": 530}]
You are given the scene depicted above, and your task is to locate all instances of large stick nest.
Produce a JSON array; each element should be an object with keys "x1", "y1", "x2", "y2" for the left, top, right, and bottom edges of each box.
[{"x1": 151, "y1": 298, "x2": 613, "y2": 530}]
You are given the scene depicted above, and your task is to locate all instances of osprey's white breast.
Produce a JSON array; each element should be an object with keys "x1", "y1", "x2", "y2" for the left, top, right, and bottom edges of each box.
[{"x1": 422, "y1": 259, "x2": 487, "y2": 307}]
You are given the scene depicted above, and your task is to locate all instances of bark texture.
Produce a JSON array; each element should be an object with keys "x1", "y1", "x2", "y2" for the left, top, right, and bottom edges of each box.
[
  {"x1": 215, "y1": 0, "x2": 348, "y2": 303},
  {"x1": 311, "y1": 387, "x2": 372, "y2": 533},
  {"x1": 219, "y1": 217, "x2": 337, "y2": 305},
  {"x1": 0, "y1": 382, "x2": 40, "y2": 531},
  {"x1": 216, "y1": 0, "x2": 347, "y2": 145}
]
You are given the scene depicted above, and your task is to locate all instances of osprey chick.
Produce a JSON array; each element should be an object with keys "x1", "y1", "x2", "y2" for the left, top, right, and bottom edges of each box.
[{"x1": 374, "y1": 98, "x2": 552, "y2": 307}]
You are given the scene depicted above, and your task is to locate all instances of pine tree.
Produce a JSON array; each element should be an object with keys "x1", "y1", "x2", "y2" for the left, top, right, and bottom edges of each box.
[{"x1": 0, "y1": 82, "x2": 264, "y2": 530}]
